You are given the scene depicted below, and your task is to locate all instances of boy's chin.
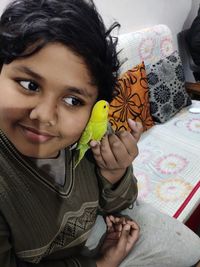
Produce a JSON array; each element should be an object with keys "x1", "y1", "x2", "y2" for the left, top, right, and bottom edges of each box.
[{"x1": 16, "y1": 146, "x2": 60, "y2": 159}]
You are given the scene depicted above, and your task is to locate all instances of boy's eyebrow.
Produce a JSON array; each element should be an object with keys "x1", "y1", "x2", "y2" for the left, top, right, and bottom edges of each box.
[
  {"x1": 67, "y1": 87, "x2": 94, "y2": 99},
  {"x1": 14, "y1": 66, "x2": 45, "y2": 82},
  {"x1": 13, "y1": 65, "x2": 94, "y2": 98}
]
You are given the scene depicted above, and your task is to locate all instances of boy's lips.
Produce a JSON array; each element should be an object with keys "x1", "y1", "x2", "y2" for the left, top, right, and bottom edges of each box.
[{"x1": 19, "y1": 124, "x2": 58, "y2": 143}]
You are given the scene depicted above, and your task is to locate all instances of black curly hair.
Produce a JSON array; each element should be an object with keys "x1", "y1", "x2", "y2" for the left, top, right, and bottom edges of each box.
[{"x1": 0, "y1": 0, "x2": 120, "y2": 102}]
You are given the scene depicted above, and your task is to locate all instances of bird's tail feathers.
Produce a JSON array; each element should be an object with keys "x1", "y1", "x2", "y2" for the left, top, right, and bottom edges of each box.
[{"x1": 74, "y1": 144, "x2": 89, "y2": 169}]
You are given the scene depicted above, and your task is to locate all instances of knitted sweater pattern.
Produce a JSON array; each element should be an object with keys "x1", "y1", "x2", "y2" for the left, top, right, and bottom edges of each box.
[{"x1": 0, "y1": 130, "x2": 137, "y2": 267}]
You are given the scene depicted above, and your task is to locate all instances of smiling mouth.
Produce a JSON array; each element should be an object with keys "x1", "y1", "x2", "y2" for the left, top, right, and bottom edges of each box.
[{"x1": 20, "y1": 125, "x2": 57, "y2": 143}]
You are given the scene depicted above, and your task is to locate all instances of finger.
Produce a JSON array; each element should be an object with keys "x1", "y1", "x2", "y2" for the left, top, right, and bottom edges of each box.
[
  {"x1": 116, "y1": 131, "x2": 139, "y2": 159},
  {"x1": 127, "y1": 223, "x2": 140, "y2": 250},
  {"x1": 124, "y1": 220, "x2": 140, "y2": 251},
  {"x1": 114, "y1": 216, "x2": 126, "y2": 225},
  {"x1": 128, "y1": 220, "x2": 140, "y2": 231},
  {"x1": 124, "y1": 219, "x2": 140, "y2": 233},
  {"x1": 108, "y1": 215, "x2": 123, "y2": 235},
  {"x1": 105, "y1": 216, "x2": 114, "y2": 232},
  {"x1": 90, "y1": 140, "x2": 106, "y2": 168},
  {"x1": 105, "y1": 216, "x2": 112, "y2": 227},
  {"x1": 128, "y1": 119, "x2": 143, "y2": 142},
  {"x1": 122, "y1": 217, "x2": 126, "y2": 225},
  {"x1": 113, "y1": 217, "x2": 120, "y2": 224},
  {"x1": 108, "y1": 215, "x2": 115, "y2": 222},
  {"x1": 108, "y1": 215, "x2": 121, "y2": 225},
  {"x1": 99, "y1": 135, "x2": 119, "y2": 169},
  {"x1": 114, "y1": 217, "x2": 123, "y2": 234},
  {"x1": 107, "y1": 133, "x2": 132, "y2": 168},
  {"x1": 115, "y1": 222, "x2": 122, "y2": 234}
]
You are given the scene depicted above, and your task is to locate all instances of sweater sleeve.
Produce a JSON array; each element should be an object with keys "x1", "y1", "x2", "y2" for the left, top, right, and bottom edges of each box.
[
  {"x1": 96, "y1": 165, "x2": 138, "y2": 214},
  {"x1": 0, "y1": 214, "x2": 97, "y2": 267},
  {"x1": 18, "y1": 256, "x2": 96, "y2": 267},
  {"x1": 95, "y1": 123, "x2": 138, "y2": 214}
]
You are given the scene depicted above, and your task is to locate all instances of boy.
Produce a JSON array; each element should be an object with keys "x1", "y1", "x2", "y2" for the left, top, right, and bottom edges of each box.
[{"x1": 0, "y1": 0, "x2": 199, "y2": 266}]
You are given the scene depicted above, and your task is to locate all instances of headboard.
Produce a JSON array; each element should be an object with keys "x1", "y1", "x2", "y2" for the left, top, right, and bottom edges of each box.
[{"x1": 117, "y1": 24, "x2": 174, "y2": 74}]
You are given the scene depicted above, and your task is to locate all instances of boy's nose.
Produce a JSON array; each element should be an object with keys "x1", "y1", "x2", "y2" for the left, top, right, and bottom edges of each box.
[{"x1": 29, "y1": 99, "x2": 58, "y2": 126}]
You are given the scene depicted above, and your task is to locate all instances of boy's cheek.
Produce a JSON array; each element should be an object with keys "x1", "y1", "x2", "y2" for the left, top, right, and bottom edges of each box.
[{"x1": 0, "y1": 106, "x2": 25, "y2": 120}]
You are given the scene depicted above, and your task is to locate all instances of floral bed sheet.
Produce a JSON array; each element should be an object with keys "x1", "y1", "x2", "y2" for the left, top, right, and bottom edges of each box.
[{"x1": 134, "y1": 100, "x2": 200, "y2": 222}]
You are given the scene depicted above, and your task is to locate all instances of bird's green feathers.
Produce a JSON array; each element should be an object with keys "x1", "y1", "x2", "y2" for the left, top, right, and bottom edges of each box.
[{"x1": 74, "y1": 100, "x2": 109, "y2": 168}]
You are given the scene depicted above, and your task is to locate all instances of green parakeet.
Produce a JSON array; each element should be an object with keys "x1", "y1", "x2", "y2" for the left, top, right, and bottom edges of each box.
[{"x1": 74, "y1": 100, "x2": 109, "y2": 168}]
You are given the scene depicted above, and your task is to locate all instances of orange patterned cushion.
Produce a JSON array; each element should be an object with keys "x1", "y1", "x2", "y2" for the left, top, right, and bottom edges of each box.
[{"x1": 109, "y1": 62, "x2": 154, "y2": 132}]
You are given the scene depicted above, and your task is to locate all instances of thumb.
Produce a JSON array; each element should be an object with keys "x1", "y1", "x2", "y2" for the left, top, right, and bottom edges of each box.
[{"x1": 128, "y1": 119, "x2": 143, "y2": 142}]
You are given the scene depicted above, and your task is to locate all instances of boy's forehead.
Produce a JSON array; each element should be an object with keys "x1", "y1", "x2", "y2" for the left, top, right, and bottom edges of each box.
[
  {"x1": 9, "y1": 43, "x2": 90, "y2": 80},
  {"x1": 2, "y1": 43, "x2": 98, "y2": 99}
]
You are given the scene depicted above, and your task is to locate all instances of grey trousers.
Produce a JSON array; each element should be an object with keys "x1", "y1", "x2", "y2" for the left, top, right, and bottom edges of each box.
[{"x1": 82, "y1": 200, "x2": 200, "y2": 267}]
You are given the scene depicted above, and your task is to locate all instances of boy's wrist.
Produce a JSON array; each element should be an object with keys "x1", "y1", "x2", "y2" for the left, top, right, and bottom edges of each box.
[
  {"x1": 99, "y1": 168, "x2": 127, "y2": 185},
  {"x1": 96, "y1": 258, "x2": 118, "y2": 267}
]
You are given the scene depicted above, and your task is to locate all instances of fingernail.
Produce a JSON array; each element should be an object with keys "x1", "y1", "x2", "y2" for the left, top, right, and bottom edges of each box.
[
  {"x1": 124, "y1": 224, "x2": 130, "y2": 231},
  {"x1": 90, "y1": 140, "x2": 100, "y2": 147},
  {"x1": 90, "y1": 140, "x2": 97, "y2": 147},
  {"x1": 128, "y1": 118, "x2": 136, "y2": 126}
]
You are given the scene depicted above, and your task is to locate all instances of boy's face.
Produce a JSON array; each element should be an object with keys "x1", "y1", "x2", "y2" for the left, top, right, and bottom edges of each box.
[{"x1": 0, "y1": 43, "x2": 98, "y2": 158}]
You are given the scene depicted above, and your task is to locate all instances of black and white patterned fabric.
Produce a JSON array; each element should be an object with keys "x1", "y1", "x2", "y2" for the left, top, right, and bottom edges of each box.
[{"x1": 146, "y1": 50, "x2": 191, "y2": 123}]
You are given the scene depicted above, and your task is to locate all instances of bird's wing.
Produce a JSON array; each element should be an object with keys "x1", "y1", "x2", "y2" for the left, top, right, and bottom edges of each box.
[{"x1": 77, "y1": 123, "x2": 93, "y2": 148}]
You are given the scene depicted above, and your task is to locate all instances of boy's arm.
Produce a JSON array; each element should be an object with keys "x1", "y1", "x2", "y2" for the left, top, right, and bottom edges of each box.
[
  {"x1": 96, "y1": 164, "x2": 138, "y2": 214},
  {"x1": 0, "y1": 215, "x2": 97, "y2": 267},
  {"x1": 91, "y1": 119, "x2": 142, "y2": 214},
  {"x1": 96, "y1": 215, "x2": 140, "y2": 267},
  {"x1": 0, "y1": 212, "x2": 139, "y2": 267}
]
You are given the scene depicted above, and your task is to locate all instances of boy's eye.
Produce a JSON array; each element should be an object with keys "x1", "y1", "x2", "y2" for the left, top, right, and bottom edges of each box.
[
  {"x1": 63, "y1": 96, "x2": 83, "y2": 106},
  {"x1": 19, "y1": 80, "x2": 39, "y2": 92}
]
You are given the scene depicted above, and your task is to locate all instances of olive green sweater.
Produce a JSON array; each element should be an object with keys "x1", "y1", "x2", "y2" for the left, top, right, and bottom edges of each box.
[{"x1": 0, "y1": 130, "x2": 138, "y2": 267}]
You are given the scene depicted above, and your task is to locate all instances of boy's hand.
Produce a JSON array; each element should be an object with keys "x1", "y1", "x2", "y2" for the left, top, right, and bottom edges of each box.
[
  {"x1": 90, "y1": 119, "x2": 143, "y2": 184},
  {"x1": 96, "y1": 215, "x2": 140, "y2": 267}
]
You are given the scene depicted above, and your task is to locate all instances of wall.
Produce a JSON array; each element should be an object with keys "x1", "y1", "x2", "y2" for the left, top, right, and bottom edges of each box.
[
  {"x1": 0, "y1": 0, "x2": 199, "y2": 43},
  {"x1": 94, "y1": 0, "x2": 191, "y2": 45},
  {"x1": 94, "y1": 0, "x2": 200, "y2": 81},
  {"x1": 0, "y1": 1, "x2": 198, "y2": 35},
  {"x1": 1, "y1": 0, "x2": 200, "y2": 80},
  {"x1": 0, "y1": 0, "x2": 10, "y2": 12}
]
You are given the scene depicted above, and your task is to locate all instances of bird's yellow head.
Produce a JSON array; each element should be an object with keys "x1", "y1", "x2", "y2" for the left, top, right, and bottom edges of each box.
[{"x1": 90, "y1": 100, "x2": 109, "y2": 122}]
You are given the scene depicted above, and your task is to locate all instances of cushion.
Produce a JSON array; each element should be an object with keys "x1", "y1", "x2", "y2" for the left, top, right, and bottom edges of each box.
[
  {"x1": 108, "y1": 62, "x2": 154, "y2": 132},
  {"x1": 146, "y1": 50, "x2": 192, "y2": 123}
]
